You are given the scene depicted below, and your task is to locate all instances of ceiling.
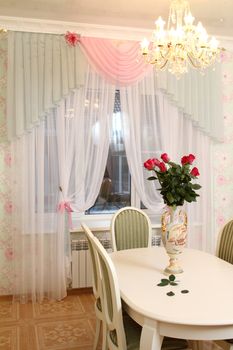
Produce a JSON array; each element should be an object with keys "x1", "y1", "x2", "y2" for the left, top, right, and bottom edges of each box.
[{"x1": 0, "y1": 0, "x2": 233, "y2": 38}]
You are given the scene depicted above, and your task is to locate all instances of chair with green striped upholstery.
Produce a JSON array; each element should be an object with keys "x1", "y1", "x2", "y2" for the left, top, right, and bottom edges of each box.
[
  {"x1": 214, "y1": 220, "x2": 233, "y2": 350},
  {"x1": 111, "y1": 207, "x2": 152, "y2": 252},
  {"x1": 216, "y1": 219, "x2": 233, "y2": 264}
]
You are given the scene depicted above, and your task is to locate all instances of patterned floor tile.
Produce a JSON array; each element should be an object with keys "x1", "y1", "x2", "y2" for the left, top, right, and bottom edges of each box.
[
  {"x1": 0, "y1": 301, "x2": 19, "y2": 323},
  {"x1": 35, "y1": 318, "x2": 95, "y2": 350},
  {"x1": 0, "y1": 326, "x2": 19, "y2": 350},
  {"x1": 33, "y1": 296, "x2": 85, "y2": 319},
  {"x1": 78, "y1": 293, "x2": 95, "y2": 314}
]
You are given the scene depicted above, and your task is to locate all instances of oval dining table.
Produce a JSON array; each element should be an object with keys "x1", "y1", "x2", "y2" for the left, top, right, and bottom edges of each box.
[{"x1": 110, "y1": 247, "x2": 233, "y2": 350}]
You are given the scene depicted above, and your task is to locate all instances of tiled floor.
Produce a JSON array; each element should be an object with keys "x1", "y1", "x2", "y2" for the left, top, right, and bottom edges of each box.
[
  {"x1": 0, "y1": 291, "x2": 223, "y2": 350},
  {"x1": 0, "y1": 291, "x2": 102, "y2": 350}
]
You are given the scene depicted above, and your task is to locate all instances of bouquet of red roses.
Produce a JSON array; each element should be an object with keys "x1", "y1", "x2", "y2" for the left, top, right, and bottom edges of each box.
[{"x1": 144, "y1": 153, "x2": 201, "y2": 207}]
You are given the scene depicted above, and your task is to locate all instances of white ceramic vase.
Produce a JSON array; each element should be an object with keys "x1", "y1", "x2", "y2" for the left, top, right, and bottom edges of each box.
[{"x1": 161, "y1": 206, "x2": 187, "y2": 274}]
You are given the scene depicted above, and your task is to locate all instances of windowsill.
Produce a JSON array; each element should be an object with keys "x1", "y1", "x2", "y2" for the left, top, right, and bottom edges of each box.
[{"x1": 70, "y1": 211, "x2": 161, "y2": 232}]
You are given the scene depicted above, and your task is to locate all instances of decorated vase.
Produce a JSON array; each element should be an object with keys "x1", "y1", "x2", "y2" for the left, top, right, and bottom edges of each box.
[{"x1": 161, "y1": 206, "x2": 187, "y2": 274}]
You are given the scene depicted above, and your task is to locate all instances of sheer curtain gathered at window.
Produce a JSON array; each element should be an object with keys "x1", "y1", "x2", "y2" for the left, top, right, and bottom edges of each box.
[
  {"x1": 11, "y1": 64, "x2": 115, "y2": 302},
  {"x1": 120, "y1": 70, "x2": 215, "y2": 252}
]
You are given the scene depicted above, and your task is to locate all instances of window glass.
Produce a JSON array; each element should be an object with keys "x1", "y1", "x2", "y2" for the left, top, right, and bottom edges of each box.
[{"x1": 86, "y1": 90, "x2": 131, "y2": 214}]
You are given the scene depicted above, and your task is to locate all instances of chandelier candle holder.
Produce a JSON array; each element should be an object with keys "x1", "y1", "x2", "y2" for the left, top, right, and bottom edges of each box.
[{"x1": 140, "y1": 0, "x2": 224, "y2": 77}]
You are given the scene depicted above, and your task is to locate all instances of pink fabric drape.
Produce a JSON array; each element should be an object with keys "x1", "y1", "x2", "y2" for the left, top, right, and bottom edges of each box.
[{"x1": 80, "y1": 37, "x2": 152, "y2": 86}]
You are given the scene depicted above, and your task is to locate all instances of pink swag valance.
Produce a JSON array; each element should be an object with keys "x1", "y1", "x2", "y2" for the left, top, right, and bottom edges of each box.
[{"x1": 80, "y1": 36, "x2": 152, "y2": 86}]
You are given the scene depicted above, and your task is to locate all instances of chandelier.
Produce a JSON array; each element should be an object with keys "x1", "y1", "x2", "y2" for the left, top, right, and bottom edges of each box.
[{"x1": 140, "y1": 0, "x2": 224, "y2": 77}]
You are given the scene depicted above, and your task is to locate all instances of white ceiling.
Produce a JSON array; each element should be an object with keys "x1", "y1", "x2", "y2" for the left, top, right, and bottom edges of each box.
[{"x1": 0, "y1": 0, "x2": 233, "y2": 38}]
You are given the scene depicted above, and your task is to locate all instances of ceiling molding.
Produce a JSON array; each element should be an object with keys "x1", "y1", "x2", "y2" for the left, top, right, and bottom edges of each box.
[
  {"x1": 0, "y1": 15, "x2": 233, "y2": 51},
  {"x1": 0, "y1": 16, "x2": 152, "y2": 39}
]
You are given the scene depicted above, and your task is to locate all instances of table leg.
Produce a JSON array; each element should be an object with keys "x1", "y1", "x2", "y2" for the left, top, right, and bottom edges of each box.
[{"x1": 139, "y1": 320, "x2": 163, "y2": 350}]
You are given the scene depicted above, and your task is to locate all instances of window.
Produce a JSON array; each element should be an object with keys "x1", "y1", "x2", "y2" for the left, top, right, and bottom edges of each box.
[{"x1": 86, "y1": 90, "x2": 131, "y2": 214}]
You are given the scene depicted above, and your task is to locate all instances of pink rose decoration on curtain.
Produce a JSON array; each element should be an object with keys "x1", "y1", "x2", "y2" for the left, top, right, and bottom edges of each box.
[{"x1": 65, "y1": 32, "x2": 80, "y2": 47}]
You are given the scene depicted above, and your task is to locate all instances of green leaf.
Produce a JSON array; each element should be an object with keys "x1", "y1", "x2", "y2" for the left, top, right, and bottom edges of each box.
[
  {"x1": 161, "y1": 278, "x2": 170, "y2": 283},
  {"x1": 147, "y1": 176, "x2": 157, "y2": 181},
  {"x1": 170, "y1": 282, "x2": 178, "y2": 286},
  {"x1": 169, "y1": 162, "x2": 178, "y2": 168},
  {"x1": 191, "y1": 184, "x2": 202, "y2": 190},
  {"x1": 166, "y1": 192, "x2": 174, "y2": 204},
  {"x1": 157, "y1": 281, "x2": 169, "y2": 286},
  {"x1": 167, "y1": 291, "x2": 175, "y2": 296},
  {"x1": 181, "y1": 290, "x2": 189, "y2": 294},
  {"x1": 169, "y1": 274, "x2": 176, "y2": 281}
]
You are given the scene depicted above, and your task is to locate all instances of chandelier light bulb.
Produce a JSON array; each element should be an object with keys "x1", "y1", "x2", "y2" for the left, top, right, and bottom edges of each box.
[
  {"x1": 155, "y1": 16, "x2": 166, "y2": 29},
  {"x1": 140, "y1": 0, "x2": 224, "y2": 77},
  {"x1": 184, "y1": 12, "x2": 195, "y2": 25}
]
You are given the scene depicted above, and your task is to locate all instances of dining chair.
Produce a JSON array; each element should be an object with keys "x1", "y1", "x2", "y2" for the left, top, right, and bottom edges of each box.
[
  {"x1": 214, "y1": 220, "x2": 233, "y2": 350},
  {"x1": 82, "y1": 222, "x2": 141, "y2": 350},
  {"x1": 110, "y1": 206, "x2": 152, "y2": 251},
  {"x1": 82, "y1": 223, "x2": 107, "y2": 350}
]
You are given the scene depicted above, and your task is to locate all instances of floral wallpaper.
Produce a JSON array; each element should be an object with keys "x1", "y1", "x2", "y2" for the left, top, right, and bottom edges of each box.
[
  {"x1": 0, "y1": 34, "x2": 13, "y2": 295},
  {"x1": 213, "y1": 50, "x2": 233, "y2": 245}
]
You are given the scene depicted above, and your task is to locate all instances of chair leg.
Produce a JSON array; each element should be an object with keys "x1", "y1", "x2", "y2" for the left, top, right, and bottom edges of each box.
[
  {"x1": 93, "y1": 318, "x2": 101, "y2": 350},
  {"x1": 102, "y1": 321, "x2": 108, "y2": 350}
]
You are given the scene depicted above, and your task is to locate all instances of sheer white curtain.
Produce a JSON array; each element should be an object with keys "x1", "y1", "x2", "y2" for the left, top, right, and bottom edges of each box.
[
  {"x1": 120, "y1": 71, "x2": 215, "y2": 252},
  {"x1": 11, "y1": 65, "x2": 115, "y2": 302}
]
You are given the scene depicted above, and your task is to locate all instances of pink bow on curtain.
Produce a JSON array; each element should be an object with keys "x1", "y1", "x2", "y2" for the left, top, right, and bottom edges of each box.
[{"x1": 57, "y1": 201, "x2": 73, "y2": 229}]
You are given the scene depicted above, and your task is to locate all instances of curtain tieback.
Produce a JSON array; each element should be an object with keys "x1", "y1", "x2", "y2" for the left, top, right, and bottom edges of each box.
[{"x1": 57, "y1": 201, "x2": 73, "y2": 229}]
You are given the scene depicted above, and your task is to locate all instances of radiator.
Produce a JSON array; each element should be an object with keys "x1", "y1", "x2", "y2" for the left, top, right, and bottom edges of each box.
[
  {"x1": 71, "y1": 238, "x2": 112, "y2": 288},
  {"x1": 71, "y1": 235, "x2": 161, "y2": 288}
]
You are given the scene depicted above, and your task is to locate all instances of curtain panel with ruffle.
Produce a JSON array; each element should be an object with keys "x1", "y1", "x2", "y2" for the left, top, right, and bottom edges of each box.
[{"x1": 7, "y1": 31, "x2": 223, "y2": 141}]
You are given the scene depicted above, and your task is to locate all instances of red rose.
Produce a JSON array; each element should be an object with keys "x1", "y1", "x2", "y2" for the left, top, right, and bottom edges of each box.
[
  {"x1": 190, "y1": 167, "x2": 200, "y2": 177},
  {"x1": 181, "y1": 156, "x2": 188, "y2": 165},
  {"x1": 181, "y1": 154, "x2": 196, "y2": 165},
  {"x1": 187, "y1": 154, "x2": 195, "y2": 164},
  {"x1": 161, "y1": 153, "x2": 170, "y2": 163},
  {"x1": 153, "y1": 158, "x2": 161, "y2": 167},
  {"x1": 159, "y1": 162, "x2": 167, "y2": 172},
  {"x1": 144, "y1": 158, "x2": 156, "y2": 170}
]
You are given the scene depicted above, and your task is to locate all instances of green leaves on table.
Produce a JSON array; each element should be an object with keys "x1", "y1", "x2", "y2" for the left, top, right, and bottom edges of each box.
[
  {"x1": 157, "y1": 274, "x2": 189, "y2": 296},
  {"x1": 157, "y1": 274, "x2": 178, "y2": 286},
  {"x1": 166, "y1": 291, "x2": 175, "y2": 297}
]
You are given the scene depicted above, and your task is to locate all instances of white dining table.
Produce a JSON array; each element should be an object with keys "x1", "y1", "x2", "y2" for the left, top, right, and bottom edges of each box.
[{"x1": 110, "y1": 247, "x2": 233, "y2": 350}]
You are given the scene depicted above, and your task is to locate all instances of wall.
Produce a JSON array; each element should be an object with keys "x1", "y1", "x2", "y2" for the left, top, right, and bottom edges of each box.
[
  {"x1": 213, "y1": 50, "x2": 233, "y2": 243},
  {"x1": 0, "y1": 34, "x2": 13, "y2": 295}
]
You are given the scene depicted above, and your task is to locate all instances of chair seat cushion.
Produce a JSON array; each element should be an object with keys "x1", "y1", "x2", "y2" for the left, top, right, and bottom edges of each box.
[
  {"x1": 162, "y1": 337, "x2": 188, "y2": 350},
  {"x1": 123, "y1": 313, "x2": 141, "y2": 350}
]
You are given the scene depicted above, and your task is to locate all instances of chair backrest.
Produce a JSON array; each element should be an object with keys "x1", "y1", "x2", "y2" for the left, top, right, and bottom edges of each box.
[
  {"x1": 216, "y1": 220, "x2": 233, "y2": 264},
  {"x1": 81, "y1": 223, "x2": 101, "y2": 300},
  {"x1": 111, "y1": 206, "x2": 152, "y2": 251},
  {"x1": 91, "y1": 231, "x2": 128, "y2": 350}
]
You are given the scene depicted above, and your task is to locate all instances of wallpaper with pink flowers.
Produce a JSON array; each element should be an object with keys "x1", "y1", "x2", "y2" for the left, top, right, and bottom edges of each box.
[
  {"x1": 213, "y1": 50, "x2": 233, "y2": 245},
  {"x1": 0, "y1": 34, "x2": 13, "y2": 295}
]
